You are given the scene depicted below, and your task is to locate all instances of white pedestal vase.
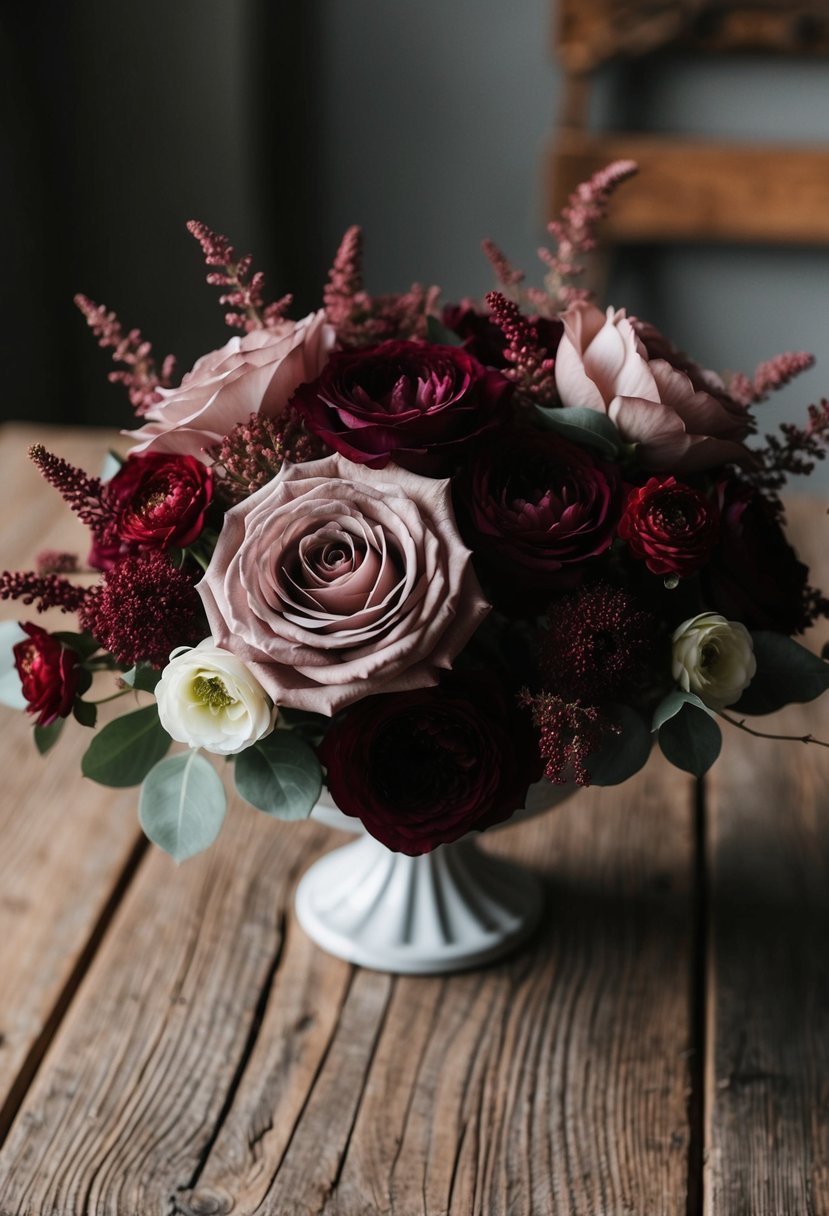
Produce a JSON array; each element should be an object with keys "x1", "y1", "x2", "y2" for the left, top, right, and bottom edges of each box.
[{"x1": 295, "y1": 782, "x2": 573, "y2": 975}]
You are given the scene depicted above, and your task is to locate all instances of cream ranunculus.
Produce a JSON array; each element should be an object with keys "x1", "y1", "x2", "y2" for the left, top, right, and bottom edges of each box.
[
  {"x1": 671, "y1": 612, "x2": 756, "y2": 710},
  {"x1": 155, "y1": 640, "x2": 277, "y2": 754}
]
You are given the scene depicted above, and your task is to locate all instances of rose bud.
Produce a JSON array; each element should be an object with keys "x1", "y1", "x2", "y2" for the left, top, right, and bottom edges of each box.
[
  {"x1": 155, "y1": 641, "x2": 276, "y2": 755},
  {"x1": 106, "y1": 453, "x2": 214, "y2": 551},
  {"x1": 318, "y1": 674, "x2": 543, "y2": 854},
  {"x1": 618, "y1": 476, "x2": 719, "y2": 577},
  {"x1": 671, "y1": 612, "x2": 756, "y2": 710},
  {"x1": 291, "y1": 339, "x2": 512, "y2": 476},
  {"x1": 13, "y1": 623, "x2": 81, "y2": 727}
]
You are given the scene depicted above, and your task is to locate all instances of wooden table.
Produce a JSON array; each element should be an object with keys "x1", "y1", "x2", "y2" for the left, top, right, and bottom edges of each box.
[{"x1": 0, "y1": 422, "x2": 827, "y2": 1215}]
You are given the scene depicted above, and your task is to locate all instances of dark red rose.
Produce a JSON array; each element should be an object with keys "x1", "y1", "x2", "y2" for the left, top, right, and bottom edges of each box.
[
  {"x1": 701, "y1": 479, "x2": 816, "y2": 634},
  {"x1": 291, "y1": 339, "x2": 512, "y2": 476},
  {"x1": 318, "y1": 674, "x2": 543, "y2": 855},
  {"x1": 13, "y1": 623, "x2": 81, "y2": 727},
  {"x1": 618, "y1": 476, "x2": 719, "y2": 577},
  {"x1": 455, "y1": 426, "x2": 622, "y2": 604},
  {"x1": 106, "y1": 453, "x2": 213, "y2": 550},
  {"x1": 442, "y1": 300, "x2": 563, "y2": 370}
]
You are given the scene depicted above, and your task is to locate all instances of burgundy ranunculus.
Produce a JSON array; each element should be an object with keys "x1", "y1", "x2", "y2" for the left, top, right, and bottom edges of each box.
[
  {"x1": 13, "y1": 623, "x2": 81, "y2": 727},
  {"x1": 318, "y1": 674, "x2": 543, "y2": 854},
  {"x1": 106, "y1": 453, "x2": 214, "y2": 550},
  {"x1": 618, "y1": 476, "x2": 719, "y2": 577},
  {"x1": 455, "y1": 426, "x2": 621, "y2": 602},
  {"x1": 701, "y1": 479, "x2": 815, "y2": 635},
  {"x1": 442, "y1": 300, "x2": 563, "y2": 370},
  {"x1": 291, "y1": 339, "x2": 512, "y2": 476}
]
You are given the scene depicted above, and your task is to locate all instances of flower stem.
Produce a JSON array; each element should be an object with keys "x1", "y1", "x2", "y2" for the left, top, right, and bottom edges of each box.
[{"x1": 718, "y1": 710, "x2": 829, "y2": 749}]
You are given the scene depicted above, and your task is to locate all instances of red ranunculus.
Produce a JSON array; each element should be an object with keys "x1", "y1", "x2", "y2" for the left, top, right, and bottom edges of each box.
[
  {"x1": 618, "y1": 476, "x2": 719, "y2": 577},
  {"x1": 318, "y1": 674, "x2": 543, "y2": 854},
  {"x1": 455, "y1": 426, "x2": 621, "y2": 604},
  {"x1": 107, "y1": 453, "x2": 213, "y2": 550},
  {"x1": 291, "y1": 339, "x2": 512, "y2": 476},
  {"x1": 13, "y1": 623, "x2": 81, "y2": 727}
]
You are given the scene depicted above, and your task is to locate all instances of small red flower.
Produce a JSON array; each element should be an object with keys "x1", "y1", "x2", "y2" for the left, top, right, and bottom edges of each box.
[
  {"x1": 618, "y1": 476, "x2": 718, "y2": 577},
  {"x1": 106, "y1": 453, "x2": 213, "y2": 551},
  {"x1": 13, "y1": 623, "x2": 81, "y2": 727}
]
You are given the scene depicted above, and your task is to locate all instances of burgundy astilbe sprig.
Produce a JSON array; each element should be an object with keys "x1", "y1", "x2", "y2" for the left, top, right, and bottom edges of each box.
[
  {"x1": 75, "y1": 294, "x2": 177, "y2": 416},
  {"x1": 728, "y1": 350, "x2": 815, "y2": 408},
  {"x1": 210, "y1": 409, "x2": 330, "y2": 504},
  {"x1": 518, "y1": 690, "x2": 613, "y2": 786},
  {"x1": 0, "y1": 570, "x2": 90, "y2": 614},
  {"x1": 749, "y1": 398, "x2": 829, "y2": 494},
  {"x1": 485, "y1": 291, "x2": 557, "y2": 407},
  {"x1": 35, "y1": 550, "x2": 79, "y2": 576},
  {"x1": 28, "y1": 444, "x2": 112, "y2": 539},
  {"x1": 187, "y1": 220, "x2": 292, "y2": 333},
  {"x1": 323, "y1": 225, "x2": 441, "y2": 347},
  {"x1": 80, "y1": 551, "x2": 206, "y2": 668}
]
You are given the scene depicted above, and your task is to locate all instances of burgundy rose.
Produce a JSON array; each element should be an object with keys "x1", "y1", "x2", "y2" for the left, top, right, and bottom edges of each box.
[
  {"x1": 13, "y1": 623, "x2": 81, "y2": 727},
  {"x1": 106, "y1": 453, "x2": 214, "y2": 551},
  {"x1": 318, "y1": 674, "x2": 543, "y2": 854},
  {"x1": 291, "y1": 339, "x2": 512, "y2": 476},
  {"x1": 455, "y1": 426, "x2": 621, "y2": 602},
  {"x1": 618, "y1": 476, "x2": 719, "y2": 577},
  {"x1": 701, "y1": 479, "x2": 816, "y2": 635},
  {"x1": 442, "y1": 300, "x2": 563, "y2": 370}
]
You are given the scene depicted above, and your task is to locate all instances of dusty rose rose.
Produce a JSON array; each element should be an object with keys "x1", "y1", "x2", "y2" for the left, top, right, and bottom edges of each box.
[
  {"x1": 554, "y1": 302, "x2": 753, "y2": 472},
  {"x1": 126, "y1": 312, "x2": 334, "y2": 459},
  {"x1": 197, "y1": 454, "x2": 490, "y2": 714}
]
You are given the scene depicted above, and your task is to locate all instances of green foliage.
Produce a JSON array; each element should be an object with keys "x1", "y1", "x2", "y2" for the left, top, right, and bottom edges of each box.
[
  {"x1": 425, "y1": 316, "x2": 463, "y2": 347},
  {"x1": 535, "y1": 405, "x2": 622, "y2": 458},
  {"x1": 34, "y1": 719, "x2": 64, "y2": 754},
  {"x1": 120, "y1": 665, "x2": 163, "y2": 693},
  {"x1": 139, "y1": 750, "x2": 226, "y2": 863},
  {"x1": 734, "y1": 632, "x2": 829, "y2": 716},
  {"x1": 587, "y1": 705, "x2": 651, "y2": 786},
  {"x1": 81, "y1": 704, "x2": 171, "y2": 787},
  {"x1": 234, "y1": 730, "x2": 322, "y2": 819},
  {"x1": 658, "y1": 703, "x2": 722, "y2": 776}
]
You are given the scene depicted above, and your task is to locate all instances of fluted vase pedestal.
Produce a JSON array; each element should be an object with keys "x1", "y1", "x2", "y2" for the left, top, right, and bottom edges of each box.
[{"x1": 296, "y1": 783, "x2": 572, "y2": 975}]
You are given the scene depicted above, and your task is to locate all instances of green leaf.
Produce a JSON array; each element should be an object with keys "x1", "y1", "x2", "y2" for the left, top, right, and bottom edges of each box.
[
  {"x1": 234, "y1": 730, "x2": 322, "y2": 819},
  {"x1": 52, "y1": 631, "x2": 100, "y2": 660},
  {"x1": 73, "y1": 698, "x2": 98, "y2": 729},
  {"x1": 81, "y1": 704, "x2": 171, "y2": 787},
  {"x1": 587, "y1": 705, "x2": 652, "y2": 786},
  {"x1": 733, "y1": 631, "x2": 829, "y2": 716},
  {"x1": 121, "y1": 665, "x2": 162, "y2": 693},
  {"x1": 651, "y1": 689, "x2": 710, "y2": 732},
  {"x1": 139, "y1": 750, "x2": 226, "y2": 863},
  {"x1": 659, "y1": 703, "x2": 722, "y2": 776},
  {"x1": 535, "y1": 405, "x2": 622, "y2": 458},
  {"x1": 0, "y1": 621, "x2": 27, "y2": 710},
  {"x1": 34, "y1": 719, "x2": 64, "y2": 754},
  {"x1": 425, "y1": 315, "x2": 464, "y2": 347}
]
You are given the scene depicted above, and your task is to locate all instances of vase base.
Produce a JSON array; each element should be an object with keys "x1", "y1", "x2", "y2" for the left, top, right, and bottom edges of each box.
[{"x1": 295, "y1": 832, "x2": 543, "y2": 975}]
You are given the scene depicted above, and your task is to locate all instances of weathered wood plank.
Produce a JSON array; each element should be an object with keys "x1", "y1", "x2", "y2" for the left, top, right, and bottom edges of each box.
[
  {"x1": 704, "y1": 497, "x2": 829, "y2": 1215},
  {"x1": 0, "y1": 424, "x2": 146, "y2": 1139}
]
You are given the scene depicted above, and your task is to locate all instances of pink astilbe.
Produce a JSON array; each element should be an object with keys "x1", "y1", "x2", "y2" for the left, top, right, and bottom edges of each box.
[
  {"x1": 323, "y1": 225, "x2": 441, "y2": 347},
  {"x1": 728, "y1": 350, "x2": 815, "y2": 407},
  {"x1": 485, "y1": 291, "x2": 557, "y2": 407},
  {"x1": 75, "y1": 294, "x2": 177, "y2": 416},
  {"x1": 210, "y1": 409, "x2": 329, "y2": 504},
  {"x1": 35, "y1": 551, "x2": 79, "y2": 576},
  {"x1": 187, "y1": 220, "x2": 292, "y2": 333},
  {"x1": 0, "y1": 570, "x2": 89, "y2": 614},
  {"x1": 481, "y1": 239, "x2": 525, "y2": 295}
]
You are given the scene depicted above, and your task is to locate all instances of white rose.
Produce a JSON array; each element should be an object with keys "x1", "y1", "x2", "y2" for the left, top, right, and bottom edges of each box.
[
  {"x1": 671, "y1": 612, "x2": 756, "y2": 710},
  {"x1": 156, "y1": 640, "x2": 277, "y2": 754}
]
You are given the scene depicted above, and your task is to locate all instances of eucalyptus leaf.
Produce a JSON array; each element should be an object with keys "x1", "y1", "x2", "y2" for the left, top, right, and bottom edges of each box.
[
  {"x1": 121, "y1": 665, "x2": 162, "y2": 693},
  {"x1": 0, "y1": 620, "x2": 27, "y2": 710},
  {"x1": 81, "y1": 704, "x2": 171, "y2": 787},
  {"x1": 659, "y1": 703, "x2": 722, "y2": 776},
  {"x1": 652, "y1": 689, "x2": 710, "y2": 732},
  {"x1": 733, "y1": 631, "x2": 829, "y2": 716},
  {"x1": 34, "y1": 719, "x2": 64, "y2": 755},
  {"x1": 139, "y1": 750, "x2": 226, "y2": 863},
  {"x1": 535, "y1": 405, "x2": 622, "y2": 458},
  {"x1": 234, "y1": 731, "x2": 322, "y2": 819},
  {"x1": 425, "y1": 315, "x2": 464, "y2": 347},
  {"x1": 587, "y1": 705, "x2": 652, "y2": 786},
  {"x1": 51, "y1": 631, "x2": 100, "y2": 660}
]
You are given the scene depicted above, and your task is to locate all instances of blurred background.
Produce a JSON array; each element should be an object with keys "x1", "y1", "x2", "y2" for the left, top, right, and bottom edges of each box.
[{"x1": 2, "y1": 0, "x2": 829, "y2": 485}]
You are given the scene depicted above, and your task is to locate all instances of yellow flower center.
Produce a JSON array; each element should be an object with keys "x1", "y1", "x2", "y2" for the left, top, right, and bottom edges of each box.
[{"x1": 192, "y1": 675, "x2": 235, "y2": 709}]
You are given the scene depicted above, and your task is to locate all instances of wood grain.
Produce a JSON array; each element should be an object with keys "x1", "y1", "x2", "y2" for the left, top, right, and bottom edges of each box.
[
  {"x1": 0, "y1": 424, "x2": 146, "y2": 1141},
  {"x1": 0, "y1": 738, "x2": 695, "y2": 1213},
  {"x1": 704, "y1": 498, "x2": 829, "y2": 1214}
]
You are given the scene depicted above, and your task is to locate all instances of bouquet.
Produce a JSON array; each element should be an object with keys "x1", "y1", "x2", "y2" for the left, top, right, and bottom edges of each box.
[{"x1": 3, "y1": 161, "x2": 829, "y2": 864}]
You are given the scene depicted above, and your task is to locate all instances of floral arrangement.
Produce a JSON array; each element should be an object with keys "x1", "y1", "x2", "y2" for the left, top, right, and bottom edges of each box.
[{"x1": 3, "y1": 161, "x2": 829, "y2": 862}]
